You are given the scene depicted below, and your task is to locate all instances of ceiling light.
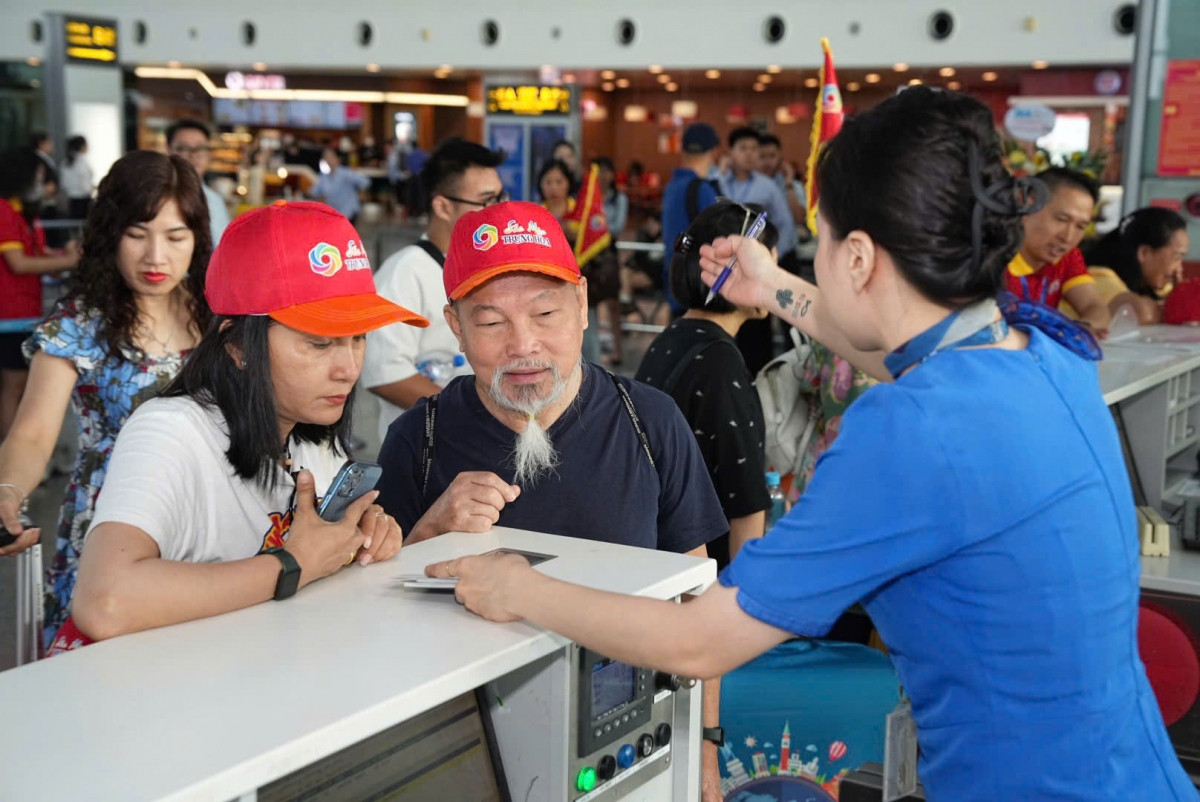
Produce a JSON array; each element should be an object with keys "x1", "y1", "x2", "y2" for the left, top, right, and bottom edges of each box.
[
  {"x1": 665, "y1": 82, "x2": 678, "y2": 92},
  {"x1": 865, "y1": 72, "x2": 880, "y2": 83},
  {"x1": 753, "y1": 83, "x2": 766, "y2": 92},
  {"x1": 252, "y1": 62, "x2": 267, "y2": 71},
  {"x1": 758, "y1": 74, "x2": 772, "y2": 83},
  {"x1": 366, "y1": 63, "x2": 381, "y2": 73},
  {"x1": 982, "y1": 71, "x2": 998, "y2": 81},
  {"x1": 25, "y1": 57, "x2": 41, "y2": 67},
  {"x1": 893, "y1": 62, "x2": 909, "y2": 72},
  {"x1": 766, "y1": 65, "x2": 783, "y2": 74},
  {"x1": 908, "y1": 78, "x2": 923, "y2": 86},
  {"x1": 563, "y1": 73, "x2": 576, "y2": 83},
  {"x1": 167, "y1": 60, "x2": 182, "y2": 68},
  {"x1": 1032, "y1": 60, "x2": 1049, "y2": 69},
  {"x1": 616, "y1": 78, "x2": 630, "y2": 88},
  {"x1": 602, "y1": 82, "x2": 615, "y2": 91},
  {"x1": 601, "y1": 70, "x2": 616, "y2": 80},
  {"x1": 804, "y1": 77, "x2": 818, "y2": 88},
  {"x1": 705, "y1": 69, "x2": 721, "y2": 79},
  {"x1": 947, "y1": 80, "x2": 962, "y2": 90},
  {"x1": 847, "y1": 81, "x2": 861, "y2": 91},
  {"x1": 648, "y1": 64, "x2": 663, "y2": 74},
  {"x1": 939, "y1": 67, "x2": 956, "y2": 77},
  {"x1": 657, "y1": 74, "x2": 671, "y2": 84}
]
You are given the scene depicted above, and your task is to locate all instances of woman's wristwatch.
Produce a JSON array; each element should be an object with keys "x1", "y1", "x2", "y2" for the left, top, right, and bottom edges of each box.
[
  {"x1": 264, "y1": 547, "x2": 301, "y2": 600},
  {"x1": 702, "y1": 726, "x2": 725, "y2": 746}
]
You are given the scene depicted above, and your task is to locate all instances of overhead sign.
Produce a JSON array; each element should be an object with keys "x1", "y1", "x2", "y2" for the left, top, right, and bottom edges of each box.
[
  {"x1": 486, "y1": 85, "x2": 572, "y2": 116},
  {"x1": 64, "y1": 16, "x2": 118, "y2": 65},
  {"x1": 225, "y1": 71, "x2": 287, "y2": 91},
  {"x1": 1004, "y1": 103, "x2": 1057, "y2": 142}
]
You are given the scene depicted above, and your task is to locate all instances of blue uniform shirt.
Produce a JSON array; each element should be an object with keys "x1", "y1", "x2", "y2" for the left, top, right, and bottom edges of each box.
[
  {"x1": 718, "y1": 171, "x2": 797, "y2": 255},
  {"x1": 312, "y1": 168, "x2": 371, "y2": 220},
  {"x1": 662, "y1": 167, "x2": 720, "y2": 313},
  {"x1": 720, "y1": 328, "x2": 1194, "y2": 800}
]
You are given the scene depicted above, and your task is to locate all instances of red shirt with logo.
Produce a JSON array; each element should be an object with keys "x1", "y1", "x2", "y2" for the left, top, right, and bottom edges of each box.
[
  {"x1": 1004, "y1": 247, "x2": 1093, "y2": 309},
  {"x1": 0, "y1": 199, "x2": 45, "y2": 320}
]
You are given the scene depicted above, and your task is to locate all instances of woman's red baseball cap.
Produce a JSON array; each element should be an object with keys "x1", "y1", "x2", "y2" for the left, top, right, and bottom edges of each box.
[
  {"x1": 206, "y1": 201, "x2": 429, "y2": 336},
  {"x1": 443, "y1": 201, "x2": 581, "y2": 301}
]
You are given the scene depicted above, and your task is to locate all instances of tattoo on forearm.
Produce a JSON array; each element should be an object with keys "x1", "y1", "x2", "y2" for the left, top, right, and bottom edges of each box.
[{"x1": 775, "y1": 287, "x2": 811, "y2": 318}]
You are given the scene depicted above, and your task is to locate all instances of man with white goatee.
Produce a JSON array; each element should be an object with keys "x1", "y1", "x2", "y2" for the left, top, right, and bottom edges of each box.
[{"x1": 377, "y1": 200, "x2": 726, "y2": 556}]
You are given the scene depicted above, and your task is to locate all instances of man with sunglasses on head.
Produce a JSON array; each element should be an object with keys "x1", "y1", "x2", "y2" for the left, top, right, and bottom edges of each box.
[
  {"x1": 167, "y1": 119, "x2": 229, "y2": 245},
  {"x1": 363, "y1": 138, "x2": 507, "y2": 444}
]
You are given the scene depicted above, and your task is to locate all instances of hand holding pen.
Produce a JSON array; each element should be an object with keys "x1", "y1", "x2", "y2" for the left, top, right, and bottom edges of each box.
[{"x1": 705, "y1": 211, "x2": 769, "y2": 306}]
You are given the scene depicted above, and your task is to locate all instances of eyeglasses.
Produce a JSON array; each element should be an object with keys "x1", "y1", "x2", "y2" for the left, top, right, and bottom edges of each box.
[
  {"x1": 440, "y1": 190, "x2": 510, "y2": 208},
  {"x1": 171, "y1": 145, "x2": 213, "y2": 156}
]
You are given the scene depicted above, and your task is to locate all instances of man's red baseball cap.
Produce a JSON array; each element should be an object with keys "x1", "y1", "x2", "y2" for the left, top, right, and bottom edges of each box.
[
  {"x1": 206, "y1": 201, "x2": 429, "y2": 336},
  {"x1": 443, "y1": 201, "x2": 581, "y2": 301}
]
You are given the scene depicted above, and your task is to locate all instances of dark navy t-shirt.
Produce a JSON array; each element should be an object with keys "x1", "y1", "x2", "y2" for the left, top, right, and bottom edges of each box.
[{"x1": 378, "y1": 361, "x2": 727, "y2": 553}]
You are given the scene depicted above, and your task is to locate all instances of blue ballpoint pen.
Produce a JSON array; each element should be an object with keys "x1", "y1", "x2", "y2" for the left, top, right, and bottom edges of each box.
[{"x1": 706, "y1": 210, "x2": 768, "y2": 306}]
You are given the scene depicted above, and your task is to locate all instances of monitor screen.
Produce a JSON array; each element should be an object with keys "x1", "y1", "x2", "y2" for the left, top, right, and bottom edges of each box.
[
  {"x1": 258, "y1": 690, "x2": 509, "y2": 802},
  {"x1": 591, "y1": 660, "x2": 637, "y2": 719}
]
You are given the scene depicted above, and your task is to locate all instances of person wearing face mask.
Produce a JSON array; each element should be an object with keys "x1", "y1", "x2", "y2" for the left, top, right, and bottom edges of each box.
[
  {"x1": 425, "y1": 88, "x2": 1194, "y2": 801},
  {"x1": 62, "y1": 201, "x2": 421, "y2": 651},
  {"x1": 0, "y1": 152, "x2": 211, "y2": 646},
  {"x1": 1074, "y1": 207, "x2": 1191, "y2": 325},
  {"x1": 0, "y1": 147, "x2": 80, "y2": 439},
  {"x1": 1002, "y1": 167, "x2": 1111, "y2": 337}
]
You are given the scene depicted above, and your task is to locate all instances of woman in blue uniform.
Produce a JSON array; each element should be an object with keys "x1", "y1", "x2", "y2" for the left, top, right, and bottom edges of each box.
[{"x1": 426, "y1": 87, "x2": 1195, "y2": 800}]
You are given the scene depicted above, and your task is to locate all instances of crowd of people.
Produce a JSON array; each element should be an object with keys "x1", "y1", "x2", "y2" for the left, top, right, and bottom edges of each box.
[{"x1": 0, "y1": 83, "x2": 1195, "y2": 801}]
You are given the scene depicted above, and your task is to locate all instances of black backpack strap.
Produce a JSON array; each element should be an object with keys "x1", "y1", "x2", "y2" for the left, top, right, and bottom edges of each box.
[
  {"x1": 607, "y1": 371, "x2": 656, "y2": 469},
  {"x1": 414, "y1": 239, "x2": 446, "y2": 268},
  {"x1": 420, "y1": 394, "x2": 439, "y2": 499},
  {"x1": 659, "y1": 338, "x2": 718, "y2": 396}
]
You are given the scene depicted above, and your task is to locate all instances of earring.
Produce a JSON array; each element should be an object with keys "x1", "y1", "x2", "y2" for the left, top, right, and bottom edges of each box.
[{"x1": 241, "y1": 360, "x2": 248, "y2": 368}]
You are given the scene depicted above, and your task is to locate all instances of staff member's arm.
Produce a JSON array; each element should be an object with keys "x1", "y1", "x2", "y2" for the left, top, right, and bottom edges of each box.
[{"x1": 698, "y1": 236, "x2": 890, "y2": 382}]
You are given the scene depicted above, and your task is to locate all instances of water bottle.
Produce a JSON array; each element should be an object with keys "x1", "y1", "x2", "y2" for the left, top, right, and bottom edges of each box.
[
  {"x1": 765, "y1": 471, "x2": 787, "y2": 531},
  {"x1": 416, "y1": 350, "x2": 466, "y2": 387}
]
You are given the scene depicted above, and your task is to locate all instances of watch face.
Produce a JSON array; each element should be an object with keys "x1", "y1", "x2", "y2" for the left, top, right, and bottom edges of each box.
[{"x1": 275, "y1": 566, "x2": 301, "y2": 600}]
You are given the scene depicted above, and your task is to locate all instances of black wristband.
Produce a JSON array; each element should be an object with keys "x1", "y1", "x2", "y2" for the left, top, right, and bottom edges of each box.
[
  {"x1": 264, "y1": 547, "x2": 301, "y2": 601},
  {"x1": 702, "y1": 726, "x2": 725, "y2": 746}
]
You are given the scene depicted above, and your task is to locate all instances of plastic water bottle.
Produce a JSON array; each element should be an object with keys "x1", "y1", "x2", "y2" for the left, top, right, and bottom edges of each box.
[
  {"x1": 416, "y1": 351, "x2": 466, "y2": 387},
  {"x1": 765, "y1": 471, "x2": 787, "y2": 531}
]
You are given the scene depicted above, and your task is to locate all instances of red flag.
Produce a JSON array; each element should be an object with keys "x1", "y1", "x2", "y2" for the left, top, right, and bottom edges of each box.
[
  {"x1": 804, "y1": 37, "x2": 844, "y2": 235},
  {"x1": 562, "y1": 163, "x2": 611, "y2": 267}
]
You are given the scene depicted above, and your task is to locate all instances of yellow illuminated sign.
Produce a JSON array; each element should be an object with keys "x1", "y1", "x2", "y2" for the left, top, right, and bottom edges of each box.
[
  {"x1": 486, "y1": 85, "x2": 573, "y2": 116},
  {"x1": 64, "y1": 17, "x2": 119, "y2": 65}
]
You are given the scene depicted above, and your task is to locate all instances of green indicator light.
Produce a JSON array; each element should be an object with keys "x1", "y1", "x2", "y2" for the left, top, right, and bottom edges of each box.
[{"x1": 576, "y1": 766, "x2": 598, "y2": 792}]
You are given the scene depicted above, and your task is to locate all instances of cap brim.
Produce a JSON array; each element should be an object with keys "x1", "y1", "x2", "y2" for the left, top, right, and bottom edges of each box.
[
  {"x1": 449, "y1": 262, "x2": 581, "y2": 301},
  {"x1": 269, "y1": 293, "x2": 430, "y2": 337}
]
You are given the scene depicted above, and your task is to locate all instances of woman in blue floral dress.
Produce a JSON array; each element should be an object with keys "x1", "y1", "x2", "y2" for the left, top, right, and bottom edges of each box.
[{"x1": 0, "y1": 151, "x2": 212, "y2": 645}]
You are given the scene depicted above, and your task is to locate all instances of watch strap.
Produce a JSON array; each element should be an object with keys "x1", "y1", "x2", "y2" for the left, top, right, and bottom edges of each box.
[
  {"x1": 264, "y1": 547, "x2": 301, "y2": 600},
  {"x1": 702, "y1": 726, "x2": 725, "y2": 746}
]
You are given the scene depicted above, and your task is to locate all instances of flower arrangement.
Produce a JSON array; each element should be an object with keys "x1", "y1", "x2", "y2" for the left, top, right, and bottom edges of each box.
[{"x1": 1002, "y1": 139, "x2": 1108, "y2": 180}]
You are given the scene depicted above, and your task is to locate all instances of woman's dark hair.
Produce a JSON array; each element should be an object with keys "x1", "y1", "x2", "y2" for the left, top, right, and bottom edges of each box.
[
  {"x1": 65, "y1": 135, "x2": 87, "y2": 167},
  {"x1": 1083, "y1": 207, "x2": 1187, "y2": 297},
  {"x1": 817, "y1": 86, "x2": 1027, "y2": 306},
  {"x1": 65, "y1": 151, "x2": 212, "y2": 360},
  {"x1": 162, "y1": 316, "x2": 355, "y2": 488},
  {"x1": 670, "y1": 200, "x2": 779, "y2": 313},
  {"x1": 537, "y1": 159, "x2": 573, "y2": 199},
  {"x1": 0, "y1": 147, "x2": 42, "y2": 204}
]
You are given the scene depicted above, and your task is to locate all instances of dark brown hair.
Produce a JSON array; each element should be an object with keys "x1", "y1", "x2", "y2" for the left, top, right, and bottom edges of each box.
[{"x1": 65, "y1": 151, "x2": 213, "y2": 360}]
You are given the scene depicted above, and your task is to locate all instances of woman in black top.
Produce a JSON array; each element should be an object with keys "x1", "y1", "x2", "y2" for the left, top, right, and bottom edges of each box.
[{"x1": 635, "y1": 200, "x2": 777, "y2": 568}]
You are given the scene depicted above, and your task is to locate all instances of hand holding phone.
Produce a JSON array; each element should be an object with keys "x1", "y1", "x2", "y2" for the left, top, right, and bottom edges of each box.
[
  {"x1": 317, "y1": 461, "x2": 383, "y2": 522},
  {"x1": 0, "y1": 512, "x2": 35, "y2": 549}
]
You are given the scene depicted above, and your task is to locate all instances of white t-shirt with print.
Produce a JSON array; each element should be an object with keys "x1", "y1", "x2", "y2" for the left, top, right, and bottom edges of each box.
[
  {"x1": 362, "y1": 241, "x2": 472, "y2": 443},
  {"x1": 89, "y1": 396, "x2": 347, "y2": 563}
]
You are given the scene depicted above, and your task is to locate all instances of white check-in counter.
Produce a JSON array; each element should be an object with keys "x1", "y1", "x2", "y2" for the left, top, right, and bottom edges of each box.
[{"x1": 0, "y1": 527, "x2": 715, "y2": 802}]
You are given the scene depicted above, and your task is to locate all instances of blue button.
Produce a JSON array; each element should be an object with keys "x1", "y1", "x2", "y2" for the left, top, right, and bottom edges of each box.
[{"x1": 617, "y1": 743, "x2": 636, "y2": 769}]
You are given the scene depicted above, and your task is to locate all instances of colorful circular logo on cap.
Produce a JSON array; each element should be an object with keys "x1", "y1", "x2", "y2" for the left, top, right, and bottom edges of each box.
[
  {"x1": 473, "y1": 224, "x2": 499, "y2": 252},
  {"x1": 308, "y1": 242, "x2": 343, "y2": 277}
]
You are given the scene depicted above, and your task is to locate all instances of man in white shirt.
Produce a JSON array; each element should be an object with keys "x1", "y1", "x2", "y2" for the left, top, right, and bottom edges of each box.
[
  {"x1": 167, "y1": 119, "x2": 230, "y2": 245},
  {"x1": 362, "y1": 138, "x2": 506, "y2": 443}
]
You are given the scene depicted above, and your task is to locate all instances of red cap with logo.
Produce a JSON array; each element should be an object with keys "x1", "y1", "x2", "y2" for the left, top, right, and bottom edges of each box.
[
  {"x1": 206, "y1": 201, "x2": 429, "y2": 336},
  {"x1": 443, "y1": 201, "x2": 581, "y2": 300}
]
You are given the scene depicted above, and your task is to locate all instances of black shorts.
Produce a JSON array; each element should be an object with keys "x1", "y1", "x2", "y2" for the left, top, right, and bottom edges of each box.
[{"x1": 0, "y1": 332, "x2": 30, "y2": 371}]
